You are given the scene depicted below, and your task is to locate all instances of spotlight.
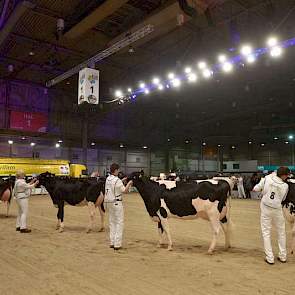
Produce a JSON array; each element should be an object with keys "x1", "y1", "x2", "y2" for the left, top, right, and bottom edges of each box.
[
  {"x1": 158, "y1": 84, "x2": 164, "y2": 90},
  {"x1": 21, "y1": 137, "x2": 26, "y2": 140},
  {"x1": 58, "y1": 140, "x2": 63, "y2": 143},
  {"x1": 30, "y1": 142, "x2": 36, "y2": 147},
  {"x1": 55, "y1": 143, "x2": 60, "y2": 148},
  {"x1": 288, "y1": 135, "x2": 294, "y2": 140},
  {"x1": 115, "y1": 90, "x2": 123, "y2": 98},
  {"x1": 144, "y1": 89, "x2": 150, "y2": 94},
  {"x1": 119, "y1": 144, "x2": 124, "y2": 148},
  {"x1": 143, "y1": 146, "x2": 148, "y2": 149},
  {"x1": 167, "y1": 138, "x2": 171, "y2": 142},
  {"x1": 185, "y1": 140, "x2": 189, "y2": 144},
  {"x1": 187, "y1": 73, "x2": 197, "y2": 82},
  {"x1": 166, "y1": 84, "x2": 170, "y2": 89},
  {"x1": 127, "y1": 88, "x2": 132, "y2": 93},
  {"x1": 184, "y1": 67, "x2": 192, "y2": 74},
  {"x1": 267, "y1": 37, "x2": 278, "y2": 47},
  {"x1": 91, "y1": 142, "x2": 95, "y2": 146},
  {"x1": 222, "y1": 62, "x2": 233, "y2": 73},
  {"x1": 202, "y1": 69, "x2": 213, "y2": 78},
  {"x1": 152, "y1": 77, "x2": 160, "y2": 85},
  {"x1": 231, "y1": 146, "x2": 236, "y2": 149},
  {"x1": 270, "y1": 46, "x2": 282, "y2": 57},
  {"x1": 217, "y1": 144, "x2": 221, "y2": 147},
  {"x1": 171, "y1": 78, "x2": 181, "y2": 87},
  {"x1": 273, "y1": 137, "x2": 279, "y2": 140},
  {"x1": 198, "y1": 61, "x2": 207, "y2": 69},
  {"x1": 285, "y1": 141, "x2": 289, "y2": 144},
  {"x1": 261, "y1": 143, "x2": 265, "y2": 147},
  {"x1": 241, "y1": 45, "x2": 252, "y2": 56},
  {"x1": 248, "y1": 141, "x2": 252, "y2": 144},
  {"x1": 139, "y1": 82, "x2": 145, "y2": 89},
  {"x1": 246, "y1": 54, "x2": 256, "y2": 63},
  {"x1": 202, "y1": 142, "x2": 206, "y2": 146},
  {"x1": 29, "y1": 51, "x2": 35, "y2": 56},
  {"x1": 168, "y1": 72, "x2": 175, "y2": 79},
  {"x1": 218, "y1": 55, "x2": 227, "y2": 63},
  {"x1": 8, "y1": 140, "x2": 13, "y2": 145}
]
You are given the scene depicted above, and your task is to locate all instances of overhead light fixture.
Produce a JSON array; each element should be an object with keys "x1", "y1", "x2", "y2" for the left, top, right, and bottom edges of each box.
[
  {"x1": 8, "y1": 140, "x2": 13, "y2": 145},
  {"x1": 218, "y1": 54, "x2": 227, "y2": 63},
  {"x1": 167, "y1": 138, "x2": 171, "y2": 142},
  {"x1": 288, "y1": 135, "x2": 294, "y2": 140},
  {"x1": 143, "y1": 146, "x2": 148, "y2": 149},
  {"x1": 171, "y1": 78, "x2": 181, "y2": 87},
  {"x1": 248, "y1": 141, "x2": 252, "y2": 144},
  {"x1": 127, "y1": 88, "x2": 132, "y2": 93},
  {"x1": 273, "y1": 137, "x2": 279, "y2": 140},
  {"x1": 246, "y1": 54, "x2": 256, "y2": 63},
  {"x1": 152, "y1": 77, "x2": 160, "y2": 85},
  {"x1": 270, "y1": 46, "x2": 282, "y2": 57},
  {"x1": 139, "y1": 82, "x2": 145, "y2": 89},
  {"x1": 241, "y1": 45, "x2": 253, "y2": 56},
  {"x1": 231, "y1": 145, "x2": 236, "y2": 149},
  {"x1": 202, "y1": 142, "x2": 206, "y2": 146},
  {"x1": 29, "y1": 51, "x2": 35, "y2": 56},
  {"x1": 222, "y1": 62, "x2": 233, "y2": 73},
  {"x1": 91, "y1": 142, "x2": 95, "y2": 146},
  {"x1": 58, "y1": 140, "x2": 63, "y2": 143},
  {"x1": 158, "y1": 84, "x2": 164, "y2": 90},
  {"x1": 115, "y1": 90, "x2": 123, "y2": 98},
  {"x1": 285, "y1": 141, "x2": 289, "y2": 144},
  {"x1": 198, "y1": 61, "x2": 207, "y2": 69},
  {"x1": 168, "y1": 72, "x2": 175, "y2": 80},
  {"x1": 217, "y1": 144, "x2": 221, "y2": 147},
  {"x1": 203, "y1": 69, "x2": 212, "y2": 78},
  {"x1": 187, "y1": 73, "x2": 197, "y2": 82},
  {"x1": 267, "y1": 37, "x2": 278, "y2": 47},
  {"x1": 119, "y1": 144, "x2": 124, "y2": 148},
  {"x1": 184, "y1": 67, "x2": 192, "y2": 74},
  {"x1": 55, "y1": 143, "x2": 60, "y2": 148},
  {"x1": 144, "y1": 89, "x2": 150, "y2": 94},
  {"x1": 21, "y1": 137, "x2": 26, "y2": 140},
  {"x1": 30, "y1": 142, "x2": 36, "y2": 147},
  {"x1": 185, "y1": 140, "x2": 189, "y2": 144},
  {"x1": 66, "y1": 81, "x2": 70, "y2": 85},
  {"x1": 261, "y1": 143, "x2": 265, "y2": 147}
]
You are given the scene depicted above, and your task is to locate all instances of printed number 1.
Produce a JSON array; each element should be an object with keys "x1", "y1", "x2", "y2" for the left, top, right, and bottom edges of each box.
[
  {"x1": 90, "y1": 86, "x2": 94, "y2": 94},
  {"x1": 270, "y1": 192, "x2": 275, "y2": 199}
]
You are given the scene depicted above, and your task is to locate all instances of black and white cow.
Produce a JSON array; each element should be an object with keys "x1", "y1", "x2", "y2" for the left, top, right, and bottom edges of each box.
[
  {"x1": 282, "y1": 180, "x2": 295, "y2": 254},
  {"x1": 0, "y1": 177, "x2": 14, "y2": 217},
  {"x1": 38, "y1": 172, "x2": 105, "y2": 233},
  {"x1": 130, "y1": 172, "x2": 236, "y2": 254}
]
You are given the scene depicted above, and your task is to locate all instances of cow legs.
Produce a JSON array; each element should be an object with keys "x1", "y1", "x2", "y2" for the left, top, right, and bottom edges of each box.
[
  {"x1": 5, "y1": 201, "x2": 10, "y2": 217},
  {"x1": 220, "y1": 221, "x2": 231, "y2": 250},
  {"x1": 57, "y1": 202, "x2": 64, "y2": 233},
  {"x1": 157, "y1": 221, "x2": 165, "y2": 247},
  {"x1": 208, "y1": 210, "x2": 221, "y2": 254},
  {"x1": 157, "y1": 214, "x2": 173, "y2": 251},
  {"x1": 86, "y1": 202, "x2": 95, "y2": 233}
]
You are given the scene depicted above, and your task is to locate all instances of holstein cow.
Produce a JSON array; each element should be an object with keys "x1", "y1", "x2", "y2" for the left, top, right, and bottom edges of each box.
[
  {"x1": 38, "y1": 172, "x2": 105, "y2": 233},
  {"x1": 282, "y1": 179, "x2": 295, "y2": 254},
  {"x1": 0, "y1": 177, "x2": 14, "y2": 217},
  {"x1": 130, "y1": 172, "x2": 236, "y2": 254}
]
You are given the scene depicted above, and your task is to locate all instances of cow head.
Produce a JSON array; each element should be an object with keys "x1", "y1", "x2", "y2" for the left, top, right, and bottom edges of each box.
[
  {"x1": 37, "y1": 171, "x2": 55, "y2": 186},
  {"x1": 129, "y1": 171, "x2": 143, "y2": 183}
]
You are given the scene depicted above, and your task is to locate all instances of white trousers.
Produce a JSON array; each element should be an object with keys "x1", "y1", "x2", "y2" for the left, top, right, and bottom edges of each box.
[
  {"x1": 108, "y1": 202, "x2": 124, "y2": 248},
  {"x1": 237, "y1": 185, "x2": 246, "y2": 199},
  {"x1": 260, "y1": 203, "x2": 287, "y2": 263},
  {"x1": 16, "y1": 198, "x2": 29, "y2": 229}
]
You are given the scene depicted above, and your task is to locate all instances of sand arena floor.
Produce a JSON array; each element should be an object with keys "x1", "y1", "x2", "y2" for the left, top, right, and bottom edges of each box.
[{"x1": 0, "y1": 194, "x2": 294, "y2": 295}]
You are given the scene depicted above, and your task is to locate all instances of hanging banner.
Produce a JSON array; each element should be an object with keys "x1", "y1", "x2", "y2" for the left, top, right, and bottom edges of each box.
[
  {"x1": 78, "y1": 68, "x2": 99, "y2": 105},
  {"x1": 10, "y1": 111, "x2": 48, "y2": 132}
]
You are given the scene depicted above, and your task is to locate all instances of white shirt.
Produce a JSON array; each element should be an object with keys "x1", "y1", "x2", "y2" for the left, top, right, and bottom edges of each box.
[
  {"x1": 237, "y1": 177, "x2": 244, "y2": 186},
  {"x1": 13, "y1": 179, "x2": 35, "y2": 199},
  {"x1": 104, "y1": 175, "x2": 125, "y2": 202},
  {"x1": 253, "y1": 173, "x2": 289, "y2": 209}
]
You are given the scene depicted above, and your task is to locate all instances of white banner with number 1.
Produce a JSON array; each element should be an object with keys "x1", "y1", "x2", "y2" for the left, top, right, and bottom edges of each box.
[{"x1": 78, "y1": 68, "x2": 99, "y2": 105}]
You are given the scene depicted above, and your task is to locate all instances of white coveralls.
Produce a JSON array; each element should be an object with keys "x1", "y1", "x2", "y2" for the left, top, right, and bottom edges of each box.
[
  {"x1": 13, "y1": 179, "x2": 35, "y2": 230},
  {"x1": 254, "y1": 173, "x2": 289, "y2": 263},
  {"x1": 237, "y1": 177, "x2": 246, "y2": 199},
  {"x1": 104, "y1": 175, "x2": 126, "y2": 248}
]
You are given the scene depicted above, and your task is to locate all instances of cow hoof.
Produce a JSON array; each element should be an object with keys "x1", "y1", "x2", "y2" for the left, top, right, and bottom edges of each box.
[
  {"x1": 291, "y1": 250, "x2": 294, "y2": 255},
  {"x1": 86, "y1": 228, "x2": 91, "y2": 233},
  {"x1": 167, "y1": 247, "x2": 173, "y2": 251},
  {"x1": 207, "y1": 250, "x2": 214, "y2": 255},
  {"x1": 58, "y1": 228, "x2": 64, "y2": 233},
  {"x1": 56, "y1": 226, "x2": 60, "y2": 230},
  {"x1": 98, "y1": 227, "x2": 105, "y2": 232}
]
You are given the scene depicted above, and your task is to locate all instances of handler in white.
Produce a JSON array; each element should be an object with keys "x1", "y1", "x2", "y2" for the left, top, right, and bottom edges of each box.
[
  {"x1": 14, "y1": 170, "x2": 39, "y2": 233},
  {"x1": 253, "y1": 167, "x2": 290, "y2": 264},
  {"x1": 104, "y1": 163, "x2": 132, "y2": 250},
  {"x1": 237, "y1": 175, "x2": 246, "y2": 199}
]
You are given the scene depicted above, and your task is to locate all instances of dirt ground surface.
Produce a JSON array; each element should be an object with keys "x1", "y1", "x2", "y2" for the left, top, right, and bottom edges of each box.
[{"x1": 1, "y1": 194, "x2": 294, "y2": 295}]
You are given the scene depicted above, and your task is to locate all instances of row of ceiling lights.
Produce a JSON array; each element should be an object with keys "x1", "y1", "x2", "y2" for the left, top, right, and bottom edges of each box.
[{"x1": 114, "y1": 36, "x2": 289, "y2": 102}]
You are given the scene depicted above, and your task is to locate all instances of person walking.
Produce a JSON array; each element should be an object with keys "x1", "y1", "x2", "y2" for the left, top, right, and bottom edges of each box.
[
  {"x1": 14, "y1": 170, "x2": 39, "y2": 233},
  {"x1": 104, "y1": 163, "x2": 133, "y2": 250},
  {"x1": 253, "y1": 167, "x2": 290, "y2": 264},
  {"x1": 237, "y1": 174, "x2": 246, "y2": 199}
]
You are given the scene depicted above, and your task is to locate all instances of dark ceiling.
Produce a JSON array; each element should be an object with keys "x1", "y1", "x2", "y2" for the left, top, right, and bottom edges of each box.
[{"x1": 1, "y1": 0, "x2": 295, "y2": 148}]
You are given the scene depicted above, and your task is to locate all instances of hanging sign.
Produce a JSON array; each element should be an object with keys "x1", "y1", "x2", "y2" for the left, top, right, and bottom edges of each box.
[{"x1": 78, "y1": 68, "x2": 99, "y2": 104}]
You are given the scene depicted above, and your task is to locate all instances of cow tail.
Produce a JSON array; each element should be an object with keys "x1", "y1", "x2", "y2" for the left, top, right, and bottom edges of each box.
[
  {"x1": 226, "y1": 189, "x2": 233, "y2": 243},
  {"x1": 100, "y1": 202, "x2": 105, "y2": 213}
]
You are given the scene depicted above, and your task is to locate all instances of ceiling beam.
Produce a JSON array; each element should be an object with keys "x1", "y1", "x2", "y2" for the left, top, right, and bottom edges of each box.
[
  {"x1": 0, "y1": 1, "x2": 35, "y2": 47},
  {"x1": 64, "y1": 0, "x2": 129, "y2": 39}
]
